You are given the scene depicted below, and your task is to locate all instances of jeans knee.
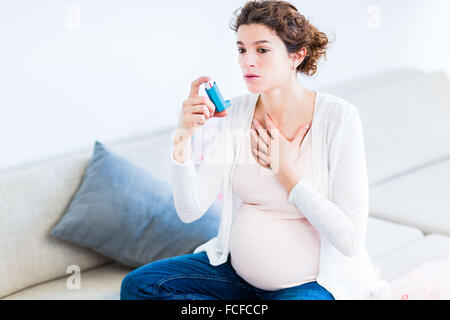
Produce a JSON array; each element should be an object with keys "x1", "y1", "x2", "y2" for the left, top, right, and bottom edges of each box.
[
  {"x1": 120, "y1": 272, "x2": 135, "y2": 300},
  {"x1": 120, "y1": 270, "x2": 149, "y2": 300},
  {"x1": 120, "y1": 268, "x2": 162, "y2": 300}
]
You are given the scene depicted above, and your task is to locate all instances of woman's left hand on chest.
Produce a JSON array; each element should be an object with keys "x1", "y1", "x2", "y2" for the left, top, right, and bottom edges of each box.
[{"x1": 250, "y1": 113, "x2": 311, "y2": 192}]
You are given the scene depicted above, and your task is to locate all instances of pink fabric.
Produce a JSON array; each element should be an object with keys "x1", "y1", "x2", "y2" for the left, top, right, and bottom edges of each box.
[
  {"x1": 389, "y1": 250, "x2": 450, "y2": 300},
  {"x1": 229, "y1": 127, "x2": 321, "y2": 291}
]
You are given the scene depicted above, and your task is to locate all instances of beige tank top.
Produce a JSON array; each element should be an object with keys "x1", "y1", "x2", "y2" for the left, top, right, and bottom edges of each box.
[{"x1": 230, "y1": 127, "x2": 321, "y2": 291}]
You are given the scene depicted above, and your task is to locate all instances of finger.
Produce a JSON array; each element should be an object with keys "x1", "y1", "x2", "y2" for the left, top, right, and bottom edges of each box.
[
  {"x1": 264, "y1": 113, "x2": 284, "y2": 141},
  {"x1": 294, "y1": 123, "x2": 310, "y2": 147},
  {"x1": 251, "y1": 122, "x2": 271, "y2": 156},
  {"x1": 264, "y1": 113, "x2": 274, "y2": 130},
  {"x1": 251, "y1": 147, "x2": 270, "y2": 168},
  {"x1": 250, "y1": 128, "x2": 269, "y2": 155},
  {"x1": 213, "y1": 109, "x2": 228, "y2": 117},
  {"x1": 252, "y1": 147, "x2": 271, "y2": 167},
  {"x1": 250, "y1": 129, "x2": 270, "y2": 157},
  {"x1": 190, "y1": 103, "x2": 211, "y2": 119},
  {"x1": 252, "y1": 119, "x2": 271, "y2": 148},
  {"x1": 203, "y1": 97, "x2": 216, "y2": 117},
  {"x1": 189, "y1": 76, "x2": 212, "y2": 98},
  {"x1": 189, "y1": 113, "x2": 207, "y2": 127},
  {"x1": 191, "y1": 96, "x2": 214, "y2": 118},
  {"x1": 206, "y1": 99, "x2": 216, "y2": 117}
]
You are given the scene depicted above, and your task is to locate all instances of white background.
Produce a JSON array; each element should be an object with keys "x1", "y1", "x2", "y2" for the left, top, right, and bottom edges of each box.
[{"x1": 1, "y1": 0, "x2": 449, "y2": 171}]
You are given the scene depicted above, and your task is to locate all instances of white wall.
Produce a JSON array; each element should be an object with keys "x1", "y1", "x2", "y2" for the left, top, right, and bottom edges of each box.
[{"x1": 1, "y1": 0, "x2": 449, "y2": 172}]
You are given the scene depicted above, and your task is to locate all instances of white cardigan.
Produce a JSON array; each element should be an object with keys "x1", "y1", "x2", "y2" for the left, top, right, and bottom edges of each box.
[{"x1": 169, "y1": 90, "x2": 391, "y2": 300}]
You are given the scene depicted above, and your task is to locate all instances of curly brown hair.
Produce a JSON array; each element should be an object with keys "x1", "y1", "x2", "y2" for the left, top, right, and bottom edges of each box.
[{"x1": 229, "y1": 0, "x2": 333, "y2": 77}]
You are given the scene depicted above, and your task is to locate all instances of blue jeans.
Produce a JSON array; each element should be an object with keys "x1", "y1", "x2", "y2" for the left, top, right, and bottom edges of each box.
[{"x1": 120, "y1": 251, "x2": 335, "y2": 300}]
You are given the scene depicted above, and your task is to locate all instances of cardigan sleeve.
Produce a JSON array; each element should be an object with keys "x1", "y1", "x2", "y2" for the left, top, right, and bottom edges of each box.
[
  {"x1": 287, "y1": 106, "x2": 369, "y2": 257},
  {"x1": 170, "y1": 119, "x2": 224, "y2": 224}
]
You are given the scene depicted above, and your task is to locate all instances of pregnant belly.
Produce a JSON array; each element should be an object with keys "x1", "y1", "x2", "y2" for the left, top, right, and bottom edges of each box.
[{"x1": 229, "y1": 205, "x2": 321, "y2": 291}]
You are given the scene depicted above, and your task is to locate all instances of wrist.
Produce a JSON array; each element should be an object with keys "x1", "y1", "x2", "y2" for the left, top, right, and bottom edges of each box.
[
  {"x1": 278, "y1": 169, "x2": 303, "y2": 194},
  {"x1": 172, "y1": 127, "x2": 192, "y2": 141}
]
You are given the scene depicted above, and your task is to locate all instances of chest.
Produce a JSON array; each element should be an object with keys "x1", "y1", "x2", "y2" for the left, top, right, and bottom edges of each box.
[{"x1": 249, "y1": 106, "x2": 314, "y2": 168}]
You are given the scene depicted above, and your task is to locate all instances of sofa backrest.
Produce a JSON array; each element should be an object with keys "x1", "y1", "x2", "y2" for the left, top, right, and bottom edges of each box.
[
  {"x1": 0, "y1": 127, "x2": 177, "y2": 298},
  {"x1": 320, "y1": 68, "x2": 450, "y2": 186}
]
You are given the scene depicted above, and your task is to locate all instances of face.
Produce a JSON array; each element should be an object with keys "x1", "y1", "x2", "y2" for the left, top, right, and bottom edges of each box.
[{"x1": 236, "y1": 23, "x2": 303, "y2": 93}]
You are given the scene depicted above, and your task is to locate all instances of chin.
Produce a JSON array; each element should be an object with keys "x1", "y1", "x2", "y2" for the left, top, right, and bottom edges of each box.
[
  {"x1": 246, "y1": 85, "x2": 263, "y2": 94},
  {"x1": 247, "y1": 88, "x2": 260, "y2": 94}
]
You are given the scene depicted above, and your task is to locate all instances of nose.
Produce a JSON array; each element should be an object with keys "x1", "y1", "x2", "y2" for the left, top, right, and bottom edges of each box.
[
  {"x1": 239, "y1": 52, "x2": 257, "y2": 68},
  {"x1": 242, "y1": 60, "x2": 257, "y2": 72}
]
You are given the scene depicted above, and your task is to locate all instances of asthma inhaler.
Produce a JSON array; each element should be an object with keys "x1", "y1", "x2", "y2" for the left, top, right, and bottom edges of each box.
[{"x1": 203, "y1": 80, "x2": 231, "y2": 113}]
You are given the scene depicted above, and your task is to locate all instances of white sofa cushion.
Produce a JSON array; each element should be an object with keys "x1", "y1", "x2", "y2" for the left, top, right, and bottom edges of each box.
[
  {"x1": 325, "y1": 70, "x2": 450, "y2": 185},
  {"x1": 319, "y1": 67, "x2": 426, "y2": 97},
  {"x1": 2, "y1": 262, "x2": 132, "y2": 300},
  {"x1": 369, "y1": 158, "x2": 450, "y2": 236},
  {"x1": 0, "y1": 128, "x2": 178, "y2": 298},
  {"x1": 0, "y1": 156, "x2": 112, "y2": 298},
  {"x1": 373, "y1": 234, "x2": 450, "y2": 281},
  {"x1": 365, "y1": 216, "x2": 424, "y2": 260}
]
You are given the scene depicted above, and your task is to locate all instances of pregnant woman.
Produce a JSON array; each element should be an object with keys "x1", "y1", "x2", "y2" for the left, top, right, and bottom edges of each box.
[{"x1": 120, "y1": 0, "x2": 390, "y2": 300}]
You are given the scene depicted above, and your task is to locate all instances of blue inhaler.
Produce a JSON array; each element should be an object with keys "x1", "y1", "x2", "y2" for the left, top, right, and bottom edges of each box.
[{"x1": 204, "y1": 80, "x2": 231, "y2": 113}]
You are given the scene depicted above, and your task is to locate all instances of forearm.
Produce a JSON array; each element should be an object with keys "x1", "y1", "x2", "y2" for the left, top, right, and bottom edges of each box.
[
  {"x1": 170, "y1": 127, "x2": 223, "y2": 224},
  {"x1": 172, "y1": 128, "x2": 192, "y2": 164},
  {"x1": 288, "y1": 179, "x2": 367, "y2": 257}
]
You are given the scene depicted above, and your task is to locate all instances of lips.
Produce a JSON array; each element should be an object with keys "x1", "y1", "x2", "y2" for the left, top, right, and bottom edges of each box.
[{"x1": 245, "y1": 74, "x2": 260, "y2": 80}]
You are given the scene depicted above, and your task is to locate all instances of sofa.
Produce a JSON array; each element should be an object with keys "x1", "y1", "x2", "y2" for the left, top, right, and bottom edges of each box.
[{"x1": 1, "y1": 67, "x2": 449, "y2": 299}]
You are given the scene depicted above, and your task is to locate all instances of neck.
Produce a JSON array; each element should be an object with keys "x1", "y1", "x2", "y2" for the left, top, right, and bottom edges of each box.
[{"x1": 258, "y1": 81, "x2": 311, "y2": 127}]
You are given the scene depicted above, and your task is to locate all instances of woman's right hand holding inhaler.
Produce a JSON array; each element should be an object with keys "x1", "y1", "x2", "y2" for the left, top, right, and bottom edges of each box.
[
  {"x1": 178, "y1": 76, "x2": 228, "y2": 137},
  {"x1": 172, "y1": 76, "x2": 228, "y2": 164}
]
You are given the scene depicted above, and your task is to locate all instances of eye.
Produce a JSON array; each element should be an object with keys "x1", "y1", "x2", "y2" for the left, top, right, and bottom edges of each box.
[{"x1": 237, "y1": 48, "x2": 270, "y2": 54}]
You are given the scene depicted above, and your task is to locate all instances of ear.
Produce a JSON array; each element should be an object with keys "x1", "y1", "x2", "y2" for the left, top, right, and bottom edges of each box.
[{"x1": 290, "y1": 47, "x2": 307, "y2": 68}]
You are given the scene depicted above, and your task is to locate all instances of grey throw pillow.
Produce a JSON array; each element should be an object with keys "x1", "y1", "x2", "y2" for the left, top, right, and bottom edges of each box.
[{"x1": 51, "y1": 141, "x2": 221, "y2": 268}]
